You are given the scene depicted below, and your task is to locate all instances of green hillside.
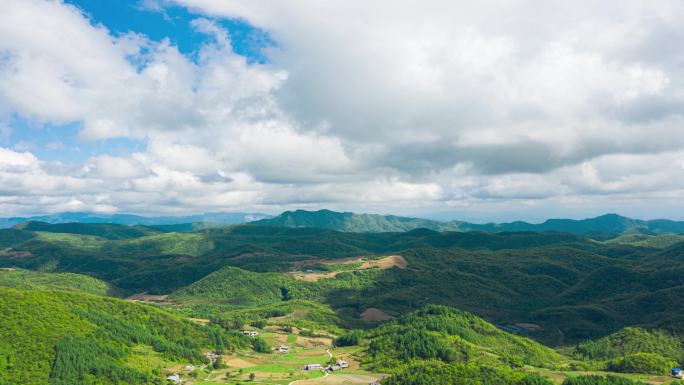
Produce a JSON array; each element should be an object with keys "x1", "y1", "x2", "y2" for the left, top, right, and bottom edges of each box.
[
  {"x1": 17, "y1": 221, "x2": 162, "y2": 240},
  {"x1": 574, "y1": 327, "x2": 683, "y2": 362},
  {"x1": 604, "y1": 234, "x2": 684, "y2": 249},
  {"x1": 0, "y1": 268, "x2": 119, "y2": 296},
  {"x1": 364, "y1": 305, "x2": 565, "y2": 371},
  {"x1": 0, "y1": 286, "x2": 247, "y2": 385}
]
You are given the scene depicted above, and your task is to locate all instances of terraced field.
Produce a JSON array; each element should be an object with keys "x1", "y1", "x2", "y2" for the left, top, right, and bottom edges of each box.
[{"x1": 184, "y1": 329, "x2": 384, "y2": 385}]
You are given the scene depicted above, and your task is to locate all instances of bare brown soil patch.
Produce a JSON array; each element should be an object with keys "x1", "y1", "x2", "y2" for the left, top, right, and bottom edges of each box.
[
  {"x1": 360, "y1": 308, "x2": 393, "y2": 322},
  {"x1": 224, "y1": 357, "x2": 256, "y2": 368},
  {"x1": 359, "y1": 255, "x2": 407, "y2": 269},
  {"x1": 296, "y1": 373, "x2": 386, "y2": 384},
  {"x1": 289, "y1": 255, "x2": 407, "y2": 282},
  {"x1": 515, "y1": 323, "x2": 541, "y2": 331},
  {"x1": 189, "y1": 318, "x2": 210, "y2": 325},
  {"x1": 126, "y1": 293, "x2": 176, "y2": 305},
  {"x1": 0, "y1": 250, "x2": 33, "y2": 259},
  {"x1": 297, "y1": 336, "x2": 332, "y2": 348},
  {"x1": 288, "y1": 271, "x2": 338, "y2": 282}
]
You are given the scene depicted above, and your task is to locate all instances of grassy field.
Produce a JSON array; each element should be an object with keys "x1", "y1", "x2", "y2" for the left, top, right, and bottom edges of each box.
[{"x1": 172, "y1": 327, "x2": 382, "y2": 385}]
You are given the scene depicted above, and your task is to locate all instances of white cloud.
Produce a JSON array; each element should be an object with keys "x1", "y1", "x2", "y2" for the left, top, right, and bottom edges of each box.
[{"x1": 0, "y1": 0, "x2": 683, "y2": 219}]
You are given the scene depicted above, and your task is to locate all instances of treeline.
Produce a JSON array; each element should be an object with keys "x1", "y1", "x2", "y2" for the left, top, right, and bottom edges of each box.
[{"x1": 380, "y1": 361, "x2": 554, "y2": 385}]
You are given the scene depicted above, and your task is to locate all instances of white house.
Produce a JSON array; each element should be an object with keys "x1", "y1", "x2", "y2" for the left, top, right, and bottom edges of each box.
[
  {"x1": 304, "y1": 363, "x2": 323, "y2": 370},
  {"x1": 242, "y1": 330, "x2": 259, "y2": 337},
  {"x1": 337, "y1": 359, "x2": 349, "y2": 368},
  {"x1": 166, "y1": 373, "x2": 181, "y2": 384},
  {"x1": 275, "y1": 345, "x2": 290, "y2": 353}
]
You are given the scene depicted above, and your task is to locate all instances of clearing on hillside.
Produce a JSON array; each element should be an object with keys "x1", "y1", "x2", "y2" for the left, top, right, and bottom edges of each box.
[
  {"x1": 360, "y1": 308, "x2": 393, "y2": 322},
  {"x1": 289, "y1": 255, "x2": 407, "y2": 282}
]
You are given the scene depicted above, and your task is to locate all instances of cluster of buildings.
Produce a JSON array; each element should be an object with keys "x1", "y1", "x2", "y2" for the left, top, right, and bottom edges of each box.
[{"x1": 304, "y1": 359, "x2": 349, "y2": 372}]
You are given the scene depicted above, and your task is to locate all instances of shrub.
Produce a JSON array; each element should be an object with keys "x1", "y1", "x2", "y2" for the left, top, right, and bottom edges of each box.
[{"x1": 251, "y1": 337, "x2": 271, "y2": 353}]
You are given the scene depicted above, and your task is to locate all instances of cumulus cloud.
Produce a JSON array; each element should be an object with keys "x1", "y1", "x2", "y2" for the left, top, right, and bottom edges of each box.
[{"x1": 0, "y1": 0, "x2": 683, "y2": 219}]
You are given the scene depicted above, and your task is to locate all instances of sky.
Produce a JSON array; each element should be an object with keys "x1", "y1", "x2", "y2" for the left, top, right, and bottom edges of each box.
[{"x1": 1, "y1": 0, "x2": 684, "y2": 222}]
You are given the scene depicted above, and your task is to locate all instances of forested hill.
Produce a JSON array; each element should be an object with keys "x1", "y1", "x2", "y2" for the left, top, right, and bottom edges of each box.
[
  {"x1": 250, "y1": 209, "x2": 464, "y2": 232},
  {"x1": 0, "y1": 286, "x2": 246, "y2": 385},
  {"x1": 252, "y1": 209, "x2": 684, "y2": 235}
]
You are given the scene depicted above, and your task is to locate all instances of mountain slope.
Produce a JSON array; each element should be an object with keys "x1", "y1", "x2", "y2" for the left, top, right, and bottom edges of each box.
[
  {"x1": 0, "y1": 268, "x2": 119, "y2": 296},
  {"x1": 17, "y1": 221, "x2": 162, "y2": 240},
  {"x1": 0, "y1": 286, "x2": 242, "y2": 385},
  {"x1": 363, "y1": 304, "x2": 566, "y2": 371}
]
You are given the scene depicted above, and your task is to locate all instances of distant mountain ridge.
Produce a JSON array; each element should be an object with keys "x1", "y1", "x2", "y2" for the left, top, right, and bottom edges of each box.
[
  {"x1": 251, "y1": 209, "x2": 684, "y2": 235},
  {"x1": 0, "y1": 211, "x2": 271, "y2": 229}
]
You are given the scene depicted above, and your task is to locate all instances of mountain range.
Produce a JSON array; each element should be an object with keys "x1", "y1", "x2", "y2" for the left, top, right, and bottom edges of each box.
[
  {"x1": 252, "y1": 209, "x2": 684, "y2": 235},
  {"x1": 0, "y1": 211, "x2": 271, "y2": 229},
  {"x1": 3, "y1": 209, "x2": 684, "y2": 236}
]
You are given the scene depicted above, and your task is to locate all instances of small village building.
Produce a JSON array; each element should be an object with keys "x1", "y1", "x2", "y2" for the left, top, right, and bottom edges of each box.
[
  {"x1": 304, "y1": 363, "x2": 323, "y2": 371},
  {"x1": 326, "y1": 360, "x2": 349, "y2": 372},
  {"x1": 206, "y1": 352, "x2": 218, "y2": 362},
  {"x1": 242, "y1": 330, "x2": 259, "y2": 337},
  {"x1": 275, "y1": 345, "x2": 290, "y2": 353},
  {"x1": 183, "y1": 365, "x2": 196, "y2": 371},
  {"x1": 166, "y1": 373, "x2": 181, "y2": 384}
]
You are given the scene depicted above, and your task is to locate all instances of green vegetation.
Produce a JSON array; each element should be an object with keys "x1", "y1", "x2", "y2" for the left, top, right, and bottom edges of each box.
[
  {"x1": 381, "y1": 360, "x2": 555, "y2": 385},
  {"x1": 252, "y1": 210, "x2": 684, "y2": 235},
  {"x1": 605, "y1": 234, "x2": 684, "y2": 249},
  {"x1": 251, "y1": 209, "x2": 464, "y2": 232},
  {"x1": 5, "y1": 219, "x2": 684, "y2": 385},
  {"x1": 606, "y1": 353, "x2": 676, "y2": 374},
  {"x1": 0, "y1": 286, "x2": 248, "y2": 385},
  {"x1": 562, "y1": 375, "x2": 647, "y2": 385},
  {"x1": 0, "y1": 268, "x2": 118, "y2": 296},
  {"x1": 5, "y1": 221, "x2": 684, "y2": 343},
  {"x1": 18, "y1": 221, "x2": 161, "y2": 240},
  {"x1": 334, "y1": 330, "x2": 363, "y2": 346},
  {"x1": 575, "y1": 328, "x2": 683, "y2": 362},
  {"x1": 364, "y1": 305, "x2": 565, "y2": 372}
]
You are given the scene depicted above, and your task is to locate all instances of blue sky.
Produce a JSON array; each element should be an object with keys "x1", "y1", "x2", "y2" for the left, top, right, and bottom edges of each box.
[
  {"x1": 66, "y1": 0, "x2": 273, "y2": 61},
  {"x1": 1, "y1": 0, "x2": 683, "y2": 220},
  {"x1": 4, "y1": 0, "x2": 272, "y2": 165}
]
